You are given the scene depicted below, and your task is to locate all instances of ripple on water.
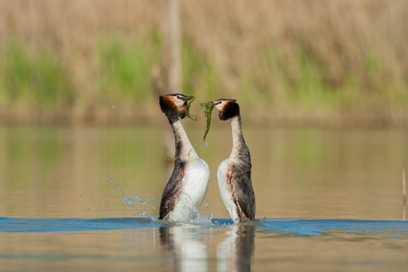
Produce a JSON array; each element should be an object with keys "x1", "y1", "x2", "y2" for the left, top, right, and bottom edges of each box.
[{"x1": 0, "y1": 217, "x2": 407, "y2": 237}]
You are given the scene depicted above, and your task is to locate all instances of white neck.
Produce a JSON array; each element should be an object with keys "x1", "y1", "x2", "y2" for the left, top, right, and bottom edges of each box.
[
  {"x1": 171, "y1": 118, "x2": 198, "y2": 160},
  {"x1": 229, "y1": 115, "x2": 244, "y2": 159}
]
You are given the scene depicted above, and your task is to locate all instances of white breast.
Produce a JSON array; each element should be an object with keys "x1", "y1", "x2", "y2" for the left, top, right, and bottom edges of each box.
[
  {"x1": 166, "y1": 157, "x2": 210, "y2": 222},
  {"x1": 217, "y1": 159, "x2": 239, "y2": 222}
]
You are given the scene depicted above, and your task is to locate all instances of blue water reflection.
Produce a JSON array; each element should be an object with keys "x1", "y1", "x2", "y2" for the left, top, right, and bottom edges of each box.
[{"x1": 1, "y1": 217, "x2": 407, "y2": 237}]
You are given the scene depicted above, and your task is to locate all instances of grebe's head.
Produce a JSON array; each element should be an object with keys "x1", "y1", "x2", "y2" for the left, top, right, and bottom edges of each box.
[
  {"x1": 159, "y1": 93, "x2": 195, "y2": 120},
  {"x1": 213, "y1": 99, "x2": 239, "y2": 121}
]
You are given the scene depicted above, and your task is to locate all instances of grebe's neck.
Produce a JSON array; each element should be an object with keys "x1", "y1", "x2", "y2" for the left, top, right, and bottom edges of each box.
[
  {"x1": 230, "y1": 115, "x2": 246, "y2": 159},
  {"x1": 170, "y1": 118, "x2": 198, "y2": 161}
]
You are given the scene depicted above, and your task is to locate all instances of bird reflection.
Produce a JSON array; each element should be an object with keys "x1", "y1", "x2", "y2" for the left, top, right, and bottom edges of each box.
[
  {"x1": 217, "y1": 224, "x2": 255, "y2": 272},
  {"x1": 160, "y1": 224, "x2": 208, "y2": 272},
  {"x1": 160, "y1": 223, "x2": 255, "y2": 272}
]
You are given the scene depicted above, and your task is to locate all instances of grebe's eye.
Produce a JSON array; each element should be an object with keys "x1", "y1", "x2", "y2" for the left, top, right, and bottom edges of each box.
[
  {"x1": 215, "y1": 101, "x2": 222, "y2": 105},
  {"x1": 176, "y1": 95, "x2": 182, "y2": 99}
]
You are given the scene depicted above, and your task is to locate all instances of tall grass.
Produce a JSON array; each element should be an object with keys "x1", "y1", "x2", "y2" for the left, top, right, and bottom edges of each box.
[
  {"x1": 4, "y1": 41, "x2": 74, "y2": 107},
  {"x1": 0, "y1": 0, "x2": 407, "y2": 126},
  {"x1": 98, "y1": 34, "x2": 161, "y2": 102}
]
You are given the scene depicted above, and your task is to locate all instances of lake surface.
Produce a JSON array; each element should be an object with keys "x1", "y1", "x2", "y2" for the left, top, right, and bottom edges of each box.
[{"x1": 0, "y1": 125, "x2": 408, "y2": 271}]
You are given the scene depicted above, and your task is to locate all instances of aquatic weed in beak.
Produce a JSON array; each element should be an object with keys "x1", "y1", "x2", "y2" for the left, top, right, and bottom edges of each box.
[
  {"x1": 200, "y1": 101, "x2": 215, "y2": 143},
  {"x1": 185, "y1": 96, "x2": 197, "y2": 121}
]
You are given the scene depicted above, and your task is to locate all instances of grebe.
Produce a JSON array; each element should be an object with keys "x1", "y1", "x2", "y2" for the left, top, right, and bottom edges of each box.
[
  {"x1": 158, "y1": 94, "x2": 210, "y2": 221},
  {"x1": 213, "y1": 99, "x2": 256, "y2": 222}
]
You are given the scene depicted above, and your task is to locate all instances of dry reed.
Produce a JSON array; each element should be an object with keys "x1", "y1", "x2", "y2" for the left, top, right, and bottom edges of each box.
[{"x1": 0, "y1": 0, "x2": 407, "y2": 126}]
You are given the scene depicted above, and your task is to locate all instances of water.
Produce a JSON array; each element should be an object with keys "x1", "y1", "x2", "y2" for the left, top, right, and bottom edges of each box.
[{"x1": 0, "y1": 126, "x2": 408, "y2": 271}]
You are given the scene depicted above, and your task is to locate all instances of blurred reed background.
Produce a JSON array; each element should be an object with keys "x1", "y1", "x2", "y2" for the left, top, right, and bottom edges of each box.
[{"x1": 0, "y1": 0, "x2": 407, "y2": 126}]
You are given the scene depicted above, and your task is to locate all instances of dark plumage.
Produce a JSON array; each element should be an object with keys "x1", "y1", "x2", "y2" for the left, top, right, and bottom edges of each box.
[
  {"x1": 218, "y1": 99, "x2": 239, "y2": 120},
  {"x1": 159, "y1": 161, "x2": 185, "y2": 219}
]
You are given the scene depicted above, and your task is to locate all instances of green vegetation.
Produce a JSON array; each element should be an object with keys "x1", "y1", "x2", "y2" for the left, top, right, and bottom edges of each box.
[
  {"x1": 182, "y1": 38, "x2": 220, "y2": 99},
  {"x1": 1, "y1": 37, "x2": 407, "y2": 125},
  {"x1": 2, "y1": 41, "x2": 74, "y2": 107},
  {"x1": 0, "y1": 1, "x2": 407, "y2": 126},
  {"x1": 98, "y1": 34, "x2": 161, "y2": 102},
  {"x1": 200, "y1": 101, "x2": 216, "y2": 142}
]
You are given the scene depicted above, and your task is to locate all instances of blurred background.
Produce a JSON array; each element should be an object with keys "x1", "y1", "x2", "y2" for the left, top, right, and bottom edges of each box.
[
  {"x1": 0, "y1": 0, "x2": 407, "y2": 126},
  {"x1": 1, "y1": 0, "x2": 408, "y2": 221},
  {"x1": 1, "y1": 2, "x2": 408, "y2": 270}
]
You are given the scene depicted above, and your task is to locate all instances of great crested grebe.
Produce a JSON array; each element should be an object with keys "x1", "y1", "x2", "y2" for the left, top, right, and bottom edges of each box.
[
  {"x1": 158, "y1": 93, "x2": 210, "y2": 221},
  {"x1": 213, "y1": 98, "x2": 256, "y2": 222}
]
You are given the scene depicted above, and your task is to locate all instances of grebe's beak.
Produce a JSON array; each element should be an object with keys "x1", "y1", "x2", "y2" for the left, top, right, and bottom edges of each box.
[
  {"x1": 182, "y1": 95, "x2": 195, "y2": 102},
  {"x1": 183, "y1": 95, "x2": 197, "y2": 121}
]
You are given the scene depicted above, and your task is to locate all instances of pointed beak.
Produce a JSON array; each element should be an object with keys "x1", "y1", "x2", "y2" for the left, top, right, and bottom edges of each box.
[
  {"x1": 183, "y1": 95, "x2": 195, "y2": 102},
  {"x1": 183, "y1": 95, "x2": 197, "y2": 121}
]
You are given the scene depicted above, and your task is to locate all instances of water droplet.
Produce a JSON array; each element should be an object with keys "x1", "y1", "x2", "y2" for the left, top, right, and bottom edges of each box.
[
  {"x1": 115, "y1": 183, "x2": 124, "y2": 194},
  {"x1": 106, "y1": 176, "x2": 113, "y2": 182},
  {"x1": 111, "y1": 105, "x2": 115, "y2": 109},
  {"x1": 103, "y1": 97, "x2": 106, "y2": 101}
]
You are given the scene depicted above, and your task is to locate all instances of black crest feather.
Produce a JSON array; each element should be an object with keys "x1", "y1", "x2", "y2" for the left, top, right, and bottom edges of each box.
[{"x1": 219, "y1": 101, "x2": 240, "y2": 121}]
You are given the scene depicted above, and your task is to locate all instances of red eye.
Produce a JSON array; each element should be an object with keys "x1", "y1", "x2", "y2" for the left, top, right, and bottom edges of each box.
[
  {"x1": 215, "y1": 101, "x2": 222, "y2": 105},
  {"x1": 176, "y1": 95, "x2": 182, "y2": 99}
]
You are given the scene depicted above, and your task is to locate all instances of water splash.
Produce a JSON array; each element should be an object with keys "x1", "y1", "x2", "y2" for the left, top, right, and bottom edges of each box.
[
  {"x1": 123, "y1": 195, "x2": 157, "y2": 218},
  {"x1": 106, "y1": 176, "x2": 113, "y2": 182},
  {"x1": 189, "y1": 209, "x2": 213, "y2": 225},
  {"x1": 115, "y1": 184, "x2": 124, "y2": 194},
  {"x1": 123, "y1": 195, "x2": 149, "y2": 208},
  {"x1": 165, "y1": 192, "x2": 213, "y2": 225}
]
